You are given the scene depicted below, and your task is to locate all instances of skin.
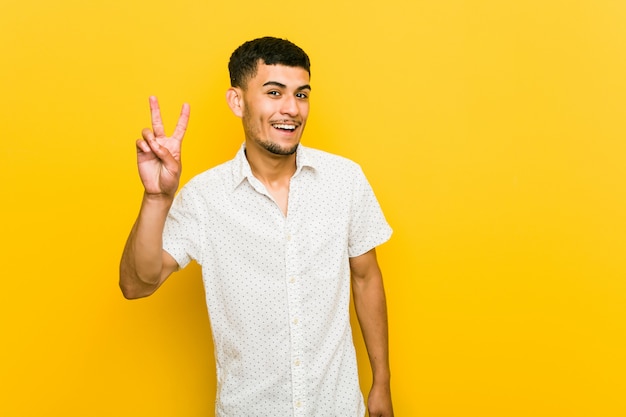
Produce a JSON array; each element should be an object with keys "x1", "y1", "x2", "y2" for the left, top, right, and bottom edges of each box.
[
  {"x1": 350, "y1": 248, "x2": 394, "y2": 417},
  {"x1": 225, "y1": 63, "x2": 311, "y2": 215},
  {"x1": 119, "y1": 96, "x2": 187, "y2": 299},
  {"x1": 119, "y1": 62, "x2": 393, "y2": 416}
]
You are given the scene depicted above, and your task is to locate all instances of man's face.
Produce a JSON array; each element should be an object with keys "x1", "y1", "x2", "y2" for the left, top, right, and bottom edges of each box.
[{"x1": 239, "y1": 63, "x2": 311, "y2": 156}]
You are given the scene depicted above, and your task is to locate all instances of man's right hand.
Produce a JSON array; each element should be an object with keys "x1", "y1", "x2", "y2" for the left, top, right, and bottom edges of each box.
[{"x1": 136, "y1": 96, "x2": 190, "y2": 198}]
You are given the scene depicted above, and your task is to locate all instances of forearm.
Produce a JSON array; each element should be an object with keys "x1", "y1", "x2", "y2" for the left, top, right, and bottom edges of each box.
[
  {"x1": 119, "y1": 193, "x2": 174, "y2": 298},
  {"x1": 351, "y1": 252, "x2": 395, "y2": 416},
  {"x1": 352, "y1": 271, "x2": 391, "y2": 385}
]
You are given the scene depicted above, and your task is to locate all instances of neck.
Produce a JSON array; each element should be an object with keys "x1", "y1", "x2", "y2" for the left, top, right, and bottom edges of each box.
[{"x1": 245, "y1": 141, "x2": 297, "y2": 185}]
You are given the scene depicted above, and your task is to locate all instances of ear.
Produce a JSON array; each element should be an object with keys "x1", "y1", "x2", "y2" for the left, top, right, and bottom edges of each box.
[{"x1": 226, "y1": 87, "x2": 243, "y2": 118}]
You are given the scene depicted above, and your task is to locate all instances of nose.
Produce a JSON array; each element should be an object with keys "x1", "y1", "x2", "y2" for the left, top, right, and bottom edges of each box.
[{"x1": 280, "y1": 94, "x2": 299, "y2": 117}]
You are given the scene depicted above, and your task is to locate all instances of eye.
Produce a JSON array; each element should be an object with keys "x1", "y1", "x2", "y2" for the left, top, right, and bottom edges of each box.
[
  {"x1": 296, "y1": 92, "x2": 309, "y2": 99},
  {"x1": 267, "y1": 90, "x2": 281, "y2": 97}
]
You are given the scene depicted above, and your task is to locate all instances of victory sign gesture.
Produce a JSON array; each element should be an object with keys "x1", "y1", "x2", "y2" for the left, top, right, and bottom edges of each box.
[{"x1": 136, "y1": 96, "x2": 190, "y2": 198}]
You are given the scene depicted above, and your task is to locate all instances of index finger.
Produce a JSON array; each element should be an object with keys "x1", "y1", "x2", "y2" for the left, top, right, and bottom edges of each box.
[
  {"x1": 171, "y1": 102, "x2": 190, "y2": 142},
  {"x1": 149, "y1": 96, "x2": 166, "y2": 137}
]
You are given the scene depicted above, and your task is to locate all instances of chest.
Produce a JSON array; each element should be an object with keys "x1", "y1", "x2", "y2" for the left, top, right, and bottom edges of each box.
[
  {"x1": 263, "y1": 182, "x2": 290, "y2": 217},
  {"x1": 200, "y1": 175, "x2": 351, "y2": 262}
]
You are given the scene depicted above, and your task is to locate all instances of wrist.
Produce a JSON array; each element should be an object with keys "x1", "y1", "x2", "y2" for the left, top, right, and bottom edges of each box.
[
  {"x1": 372, "y1": 371, "x2": 391, "y2": 387},
  {"x1": 143, "y1": 191, "x2": 175, "y2": 203},
  {"x1": 141, "y1": 192, "x2": 175, "y2": 213}
]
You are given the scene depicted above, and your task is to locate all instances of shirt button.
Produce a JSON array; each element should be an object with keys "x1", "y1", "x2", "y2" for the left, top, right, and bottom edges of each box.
[
  {"x1": 286, "y1": 234, "x2": 292, "y2": 241},
  {"x1": 289, "y1": 277, "x2": 296, "y2": 283},
  {"x1": 294, "y1": 359, "x2": 301, "y2": 366},
  {"x1": 295, "y1": 401, "x2": 302, "y2": 408},
  {"x1": 293, "y1": 318, "x2": 299, "y2": 325}
]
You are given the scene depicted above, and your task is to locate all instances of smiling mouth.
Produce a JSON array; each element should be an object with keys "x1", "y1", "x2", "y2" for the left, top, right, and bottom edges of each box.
[{"x1": 272, "y1": 123, "x2": 297, "y2": 131}]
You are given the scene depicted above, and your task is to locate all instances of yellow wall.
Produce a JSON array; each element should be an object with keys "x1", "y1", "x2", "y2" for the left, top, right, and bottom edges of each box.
[{"x1": 2, "y1": 1, "x2": 625, "y2": 416}]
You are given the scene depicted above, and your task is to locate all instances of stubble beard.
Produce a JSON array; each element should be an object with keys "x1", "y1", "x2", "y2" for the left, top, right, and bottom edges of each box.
[
  {"x1": 243, "y1": 109, "x2": 301, "y2": 156},
  {"x1": 259, "y1": 139, "x2": 299, "y2": 156}
]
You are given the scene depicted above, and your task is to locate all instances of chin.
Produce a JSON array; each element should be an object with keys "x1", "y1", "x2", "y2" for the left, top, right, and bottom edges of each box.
[{"x1": 265, "y1": 142, "x2": 299, "y2": 156}]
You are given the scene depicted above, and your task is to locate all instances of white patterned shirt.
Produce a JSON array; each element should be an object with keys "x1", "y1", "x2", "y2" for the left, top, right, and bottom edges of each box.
[{"x1": 163, "y1": 144, "x2": 392, "y2": 417}]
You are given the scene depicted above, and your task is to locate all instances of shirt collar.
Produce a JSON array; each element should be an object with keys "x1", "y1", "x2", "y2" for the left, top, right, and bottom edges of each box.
[{"x1": 231, "y1": 143, "x2": 318, "y2": 191}]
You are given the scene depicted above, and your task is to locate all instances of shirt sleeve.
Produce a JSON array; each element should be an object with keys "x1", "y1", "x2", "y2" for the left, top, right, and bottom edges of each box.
[
  {"x1": 162, "y1": 184, "x2": 204, "y2": 269},
  {"x1": 348, "y1": 166, "x2": 392, "y2": 257}
]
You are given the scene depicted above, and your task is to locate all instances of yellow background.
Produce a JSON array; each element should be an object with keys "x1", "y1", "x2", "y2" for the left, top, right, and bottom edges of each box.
[{"x1": 1, "y1": 0, "x2": 625, "y2": 416}]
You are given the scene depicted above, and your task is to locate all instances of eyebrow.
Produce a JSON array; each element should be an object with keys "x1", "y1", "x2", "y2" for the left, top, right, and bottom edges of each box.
[{"x1": 263, "y1": 81, "x2": 312, "y2": 91}]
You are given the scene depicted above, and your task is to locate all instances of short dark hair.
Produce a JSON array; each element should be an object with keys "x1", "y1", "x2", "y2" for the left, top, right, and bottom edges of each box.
[{"x1": 228, "y1": 37, "x2": 311, "y2": 89}]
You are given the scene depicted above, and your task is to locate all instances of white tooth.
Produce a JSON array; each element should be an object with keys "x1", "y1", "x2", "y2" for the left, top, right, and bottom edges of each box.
[{"x1": 274, "y1": 124, "x2": 295, "y2": 130}]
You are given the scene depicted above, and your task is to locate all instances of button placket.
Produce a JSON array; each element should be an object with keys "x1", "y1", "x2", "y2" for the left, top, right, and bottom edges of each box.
[{"x1": 285, "y1": 217, "x2": 305, "y2": 412}]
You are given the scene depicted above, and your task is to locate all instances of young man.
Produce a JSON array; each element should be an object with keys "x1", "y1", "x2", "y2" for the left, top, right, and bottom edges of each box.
[{"x1": 120, "y1": 37, "x2": 394, "y2": 417}]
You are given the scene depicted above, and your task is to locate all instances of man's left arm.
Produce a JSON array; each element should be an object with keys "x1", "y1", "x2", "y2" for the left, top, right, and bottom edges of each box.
[{"x1": 350, "y1": 248, "x2": 394, "y2": 417}]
